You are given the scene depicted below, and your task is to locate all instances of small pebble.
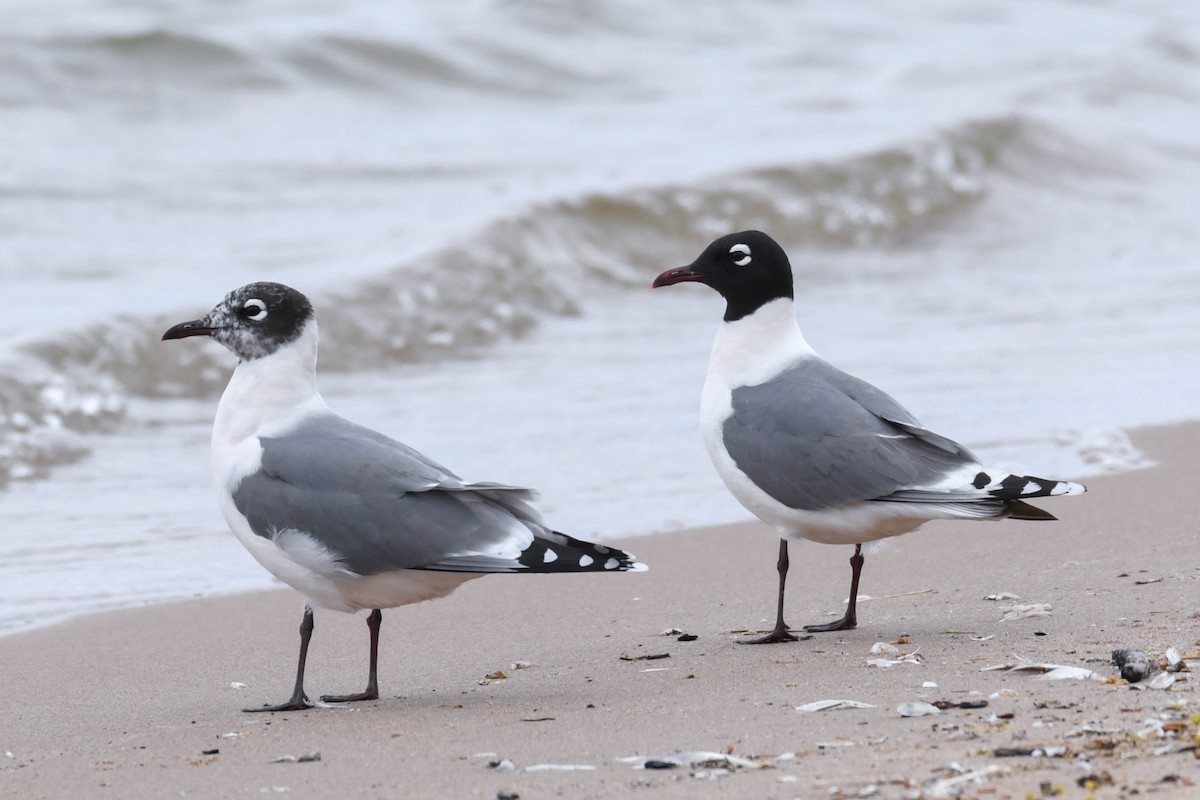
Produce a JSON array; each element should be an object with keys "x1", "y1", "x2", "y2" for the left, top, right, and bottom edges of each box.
[{"x1": 1112, "y1": 648, "x2": 1151, "y2": 682}]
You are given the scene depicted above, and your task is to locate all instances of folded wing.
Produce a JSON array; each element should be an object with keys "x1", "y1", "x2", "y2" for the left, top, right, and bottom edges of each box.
[{"x1": 233, "y1": 413, "x2": 641, "y2": 576}]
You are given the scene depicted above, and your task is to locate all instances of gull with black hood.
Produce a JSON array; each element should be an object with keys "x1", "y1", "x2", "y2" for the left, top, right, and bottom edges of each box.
[{"x1": 654, "y1": 231, "x2": 1083, "y2": 643}]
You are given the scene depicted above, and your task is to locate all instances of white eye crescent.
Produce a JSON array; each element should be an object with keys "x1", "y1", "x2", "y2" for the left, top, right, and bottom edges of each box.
[
  {"x1": 729, "y1": 243, "x2": 751, "y2": 266},
  {"x1": 242, "y1": 299, "x2": 268, "y2": 321}
]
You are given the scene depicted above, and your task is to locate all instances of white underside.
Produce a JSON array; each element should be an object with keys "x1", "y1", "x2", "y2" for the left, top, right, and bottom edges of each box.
[
  {"x1": 218, "y1": 489, "x2": 480, "y2": 611},
  {"x1": 208, "y1": 322, "x2": 481, "y2": 613},
  {"x1": 699, "y1": 299, "x2": 997, "y2": 546},
  {"x1": 228, "y1": 503, "x2": 480, "y2": 611}
]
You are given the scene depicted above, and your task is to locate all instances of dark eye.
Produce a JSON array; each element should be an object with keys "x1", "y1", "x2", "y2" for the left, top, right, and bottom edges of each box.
[
  {"x1": 240, "y1": 299, "x2": 268, "y2": 321},
  {"x1": 729, "y1": 243, "x2": 751, "y2": 266}
]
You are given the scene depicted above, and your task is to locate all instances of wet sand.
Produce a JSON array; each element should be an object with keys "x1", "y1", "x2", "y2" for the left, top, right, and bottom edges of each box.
[{"x1": 2, "y1": 424, "x2": 1197, "y2": 799}]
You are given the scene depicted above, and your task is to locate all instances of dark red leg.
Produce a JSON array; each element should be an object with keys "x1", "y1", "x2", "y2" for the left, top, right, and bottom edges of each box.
[
  {"x1": 743, "y1": 539, "x2": 800, "y2": 644},
  {"x1": 803, "y1": 544, "x2": 864, "y2": 633},
  {"x1": 321, "y1": 608, "x2": 382, "y2": 703},
  {"x1": 245, "y1": 605, "x2": 316, "y2": 712}
]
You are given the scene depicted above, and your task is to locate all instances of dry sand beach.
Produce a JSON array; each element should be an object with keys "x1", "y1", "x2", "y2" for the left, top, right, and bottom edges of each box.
[{"x1": 2, "y1": 424, "x2": 1197, "y2": 799}]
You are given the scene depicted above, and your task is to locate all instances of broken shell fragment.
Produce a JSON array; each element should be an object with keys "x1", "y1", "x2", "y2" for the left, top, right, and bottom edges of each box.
[
  {"x1": 981, "y1": 657, "x2": 1100, "y2": 681},
  {"x1": 1142, "y1": 672, "x2": 1176, "y2": 690},
  {"x1": 796, "y1": 699, "x2": 876, "y2": 713},
  {"x1": 271, "y1": 752, "x2": 320, "y2": 764},
  {"x1": 999, "y1": 603, "x2": 1052, "y2": 622},
  {"x1": 897, "y1": 702, "x2": 941, "y2": 717},
  {"x1": 866, "y1": 648, "x2": 922, "y2": 668}
]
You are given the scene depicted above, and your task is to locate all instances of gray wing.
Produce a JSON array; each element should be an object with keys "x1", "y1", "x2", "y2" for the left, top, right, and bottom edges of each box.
[
  {"x1": 232, "y1": 413, "x2": 544, "y2": 576},
  {"x1": 722, "y1": 359, "x2": 978, "y2": 511}
]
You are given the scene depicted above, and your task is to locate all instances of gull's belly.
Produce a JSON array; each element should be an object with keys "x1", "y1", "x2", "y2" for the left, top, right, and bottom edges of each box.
[{"x1": 700, "y1": 390, "x2": 929, "y2": 545}]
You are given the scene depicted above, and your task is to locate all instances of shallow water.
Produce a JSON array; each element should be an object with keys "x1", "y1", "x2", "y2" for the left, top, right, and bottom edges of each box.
[{"x1": 2, "y1": 0, "x2": 1199, "y2": 634}]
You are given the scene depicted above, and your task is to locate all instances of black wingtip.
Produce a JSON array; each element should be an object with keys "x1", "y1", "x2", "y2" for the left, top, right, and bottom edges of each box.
[{"x1": 518, "y1": 532, "x2": 647, "y2": 573}]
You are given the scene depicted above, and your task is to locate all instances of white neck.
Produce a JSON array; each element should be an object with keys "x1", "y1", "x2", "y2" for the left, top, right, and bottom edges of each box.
[
  {"x1": 706, "y1": 297, "x2": 817, "y2": 390},
  {"x1": 212, "y1": 321, "x2": 329, "y2": 452}
]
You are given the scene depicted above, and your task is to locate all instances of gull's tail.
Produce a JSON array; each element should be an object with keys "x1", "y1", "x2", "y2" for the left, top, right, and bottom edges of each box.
[
  {"x1": 518, "y1": 530, "x2": 648, "y2": 573},
  {"x1": 879, "y1": 470, "x2": 1085, "y2": 520},
  {"x1": 976, "y1": 471, "x2": 1086, "y2": 521}
]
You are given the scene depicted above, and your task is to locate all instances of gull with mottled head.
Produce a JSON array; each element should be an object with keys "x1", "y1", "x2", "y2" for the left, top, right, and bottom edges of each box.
[{"x1": 163, "y1": 282, "x2": 645, "y2": 711}]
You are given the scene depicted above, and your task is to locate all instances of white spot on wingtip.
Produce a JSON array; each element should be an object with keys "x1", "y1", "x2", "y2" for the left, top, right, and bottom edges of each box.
[
  {"x1": 579, "y1": 554, "x2": 594, "y2": 567},
  {"x1": 543, "y1": 549, "x2": 558, "y2": 564},
  {"x1": 604, "y1": 557, "x2": 619, "y2": 570}
]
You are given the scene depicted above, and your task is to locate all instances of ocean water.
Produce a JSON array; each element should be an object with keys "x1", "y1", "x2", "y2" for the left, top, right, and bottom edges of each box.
[{"x1": 2, "y1": 0, "x2": 1199, "y2": 635}]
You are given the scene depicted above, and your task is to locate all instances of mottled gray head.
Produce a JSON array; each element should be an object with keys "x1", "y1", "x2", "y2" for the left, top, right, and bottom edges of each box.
[
  {"x1": 652, "y1": 230, "x2": 794, "y2": 322},
  {"x1": 162, "y1": 282, "x2": 315, "y2": 361}
]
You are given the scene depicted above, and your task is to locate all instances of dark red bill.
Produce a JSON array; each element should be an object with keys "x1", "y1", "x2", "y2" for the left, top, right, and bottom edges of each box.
[
  {"x1": 651, "y1": 265, "x2": 706, "y2": 288},
  {"x1": 161, "y1": 319, "x2": 216, "y2": 340}
]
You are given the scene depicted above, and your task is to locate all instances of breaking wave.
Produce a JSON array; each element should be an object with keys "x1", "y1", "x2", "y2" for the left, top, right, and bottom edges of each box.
[{"x1": 0, "y1": 115, "x2": 1098, "y2": 485}]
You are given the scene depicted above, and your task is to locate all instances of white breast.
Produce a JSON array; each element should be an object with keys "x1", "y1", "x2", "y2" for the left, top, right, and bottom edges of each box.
[
  {"x1": 209, "y1": 323, "x2": 354, "y2": 609},
  {"x1": 699, "y1": 298, "x2": 814, "y2": 515},
  {"x1": 696, "y1": 299, "x2": 935, "y2": 544}
]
